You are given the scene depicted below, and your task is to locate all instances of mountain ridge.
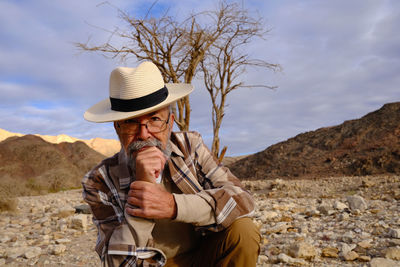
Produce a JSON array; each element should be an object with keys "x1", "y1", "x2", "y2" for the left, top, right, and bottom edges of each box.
[
  {"x1": 0, "y1": 134, "x2": 106, "y2": 194},
  {"x1": 228, "y1": 102, "x2": 400, "y2": 179},
  {"x1": 0, "y1": 128, "x2": 120, "y2": 157}
]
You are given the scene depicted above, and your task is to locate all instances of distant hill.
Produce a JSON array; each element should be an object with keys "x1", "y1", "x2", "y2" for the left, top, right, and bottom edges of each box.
[
  {"x1": 228, "y1": 102, "x2": 400, "y2": 180},
  {"x1": 0, "y1": 135, "x2": 105, "y2": 194},
  {"x1": 0, "y1": 128, "x2": 120, "y2": 157}
]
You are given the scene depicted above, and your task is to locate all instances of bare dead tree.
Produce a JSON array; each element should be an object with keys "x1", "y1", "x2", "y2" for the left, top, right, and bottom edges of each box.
[
  {"x1": 76, "y1": 2, "x2": 239, "y2": 131},
  {"x1": 200, "y1": 2, "x2": 282, "y2": 159},
  {"x1": 76, "y1": 1, "x2": 280, "y2": 157}
]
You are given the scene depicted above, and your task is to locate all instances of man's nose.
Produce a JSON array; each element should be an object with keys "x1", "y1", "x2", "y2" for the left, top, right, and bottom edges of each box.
[{"x1": 136, "y1": 123, "x2": 151, "y2": 140}]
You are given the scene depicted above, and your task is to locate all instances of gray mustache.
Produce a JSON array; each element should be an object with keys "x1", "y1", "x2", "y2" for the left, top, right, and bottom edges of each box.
[{"x1": 127, "y1": 139, "x2": 163, "y2": 155}]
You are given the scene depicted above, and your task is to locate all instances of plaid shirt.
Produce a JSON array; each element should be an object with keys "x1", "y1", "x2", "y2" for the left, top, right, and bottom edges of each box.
[{"x1": 82, "y1": 131, "x2": 255, "y2": 267}]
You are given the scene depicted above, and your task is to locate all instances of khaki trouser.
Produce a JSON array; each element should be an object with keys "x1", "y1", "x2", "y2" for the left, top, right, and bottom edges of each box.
[{"x1": 164, "y1": 218, "x2": 261, "y2": 267}]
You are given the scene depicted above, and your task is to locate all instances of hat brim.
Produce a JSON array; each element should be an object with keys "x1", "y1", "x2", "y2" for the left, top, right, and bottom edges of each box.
[{"x1": 84, "y1": 83, "x2": 193, "y2": 123}]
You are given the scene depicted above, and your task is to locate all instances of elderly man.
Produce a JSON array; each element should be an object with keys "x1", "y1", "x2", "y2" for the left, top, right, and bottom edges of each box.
[{"x1": 82, "y1": 61, "x2": 260, "y2": 267}]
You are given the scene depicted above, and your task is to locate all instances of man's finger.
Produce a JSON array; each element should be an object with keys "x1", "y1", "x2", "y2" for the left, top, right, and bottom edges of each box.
[
  {"x1": 126, "y1": 206, "x2": 146, "y2": 217},
  {"x1": 126, "y1": 195, "x2": 142, "y2": 207},
  {"x1": 129, "y1": 180, "x2": 150, "y2": 190}
]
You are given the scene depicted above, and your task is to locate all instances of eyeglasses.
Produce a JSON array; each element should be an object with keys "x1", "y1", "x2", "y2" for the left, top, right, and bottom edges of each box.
[{"x1": 117, "y1": 114, "x2": 170, "y2": 135}]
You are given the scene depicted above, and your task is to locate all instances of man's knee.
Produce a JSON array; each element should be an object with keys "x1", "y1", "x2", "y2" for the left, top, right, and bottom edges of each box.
[{"x1": 225, "y1": 217, "x2": 261, "y2": 252}]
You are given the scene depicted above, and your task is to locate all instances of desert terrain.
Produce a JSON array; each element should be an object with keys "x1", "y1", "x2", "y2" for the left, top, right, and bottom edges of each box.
[
  {"x1": 0, "y1": 175, "x2": 399, "y2": 266},
  {"x1": 0, "y1": 102, "x2": 399, "y2": 266}
]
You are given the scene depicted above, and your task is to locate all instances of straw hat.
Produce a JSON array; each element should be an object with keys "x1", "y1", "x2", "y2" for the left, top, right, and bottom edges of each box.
[{"x1": 84, "y1": 61, "x2": 193, "y2": 122}]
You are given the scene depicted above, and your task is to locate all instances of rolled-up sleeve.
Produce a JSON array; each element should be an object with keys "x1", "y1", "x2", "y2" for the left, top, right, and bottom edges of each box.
[{"x1": 171, "y1": 132, "x2": 255, "y2": 231}]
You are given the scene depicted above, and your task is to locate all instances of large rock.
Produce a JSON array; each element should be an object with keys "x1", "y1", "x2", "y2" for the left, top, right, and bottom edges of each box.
[
  {"x1": 74, "y1": 204, "x2": 91, "y2": 214},
  {"x1": 340, "y1": 243, "x2": 356, "y2": 255},
  {"x1": 288, "y1": 241, "x2": 317, "y2": 260},
  {"x1": 318, "y1": 204, "x2": 334, "y2": 215},
  {"x1": 388, "y1": 228, "x2": 400, "y2": 239},
  {"x1": 343, "y1": 251, "x2": 358, "y2": 261},
  {"x1": 333, "y1": 201, "x2": 348, "y2": 210},
  {"x1": 370, "y1": 257, "x2": 399, "y2": 267},
  {"x1": 277, "y1": 253, "x2": 307, "y2": 265},
  {"x1": 346, "y1": 195, "x2": 368, "y2": 211},
  {"x1": 71, "y1": 214, "x2": 88, "y2": 231},
  {"x1": 6, "y1": 247, "x2": 26, "y2": 259},
  {"x1": 49, "y1": 244, "x2": 66, "y2": 255},
  {"x1": 24, "y1": 247, "x2": 42, "y2": 259},
  {"x1": 321, "y1": 247, "x2": 339, "y2": 258},
  {"x1": 385, "y1": 248, "x2": 400, "y2": 260}
]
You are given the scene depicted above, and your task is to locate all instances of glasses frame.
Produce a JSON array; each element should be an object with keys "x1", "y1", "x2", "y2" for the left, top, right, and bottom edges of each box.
[{"x1": 117, "y1": 112, "x2": 171, "y2": 135}]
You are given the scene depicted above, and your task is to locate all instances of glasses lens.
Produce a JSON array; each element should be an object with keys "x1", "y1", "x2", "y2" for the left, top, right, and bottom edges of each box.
[
  {"x1": 119, "y1": 123, "x2": 139, "y2": 135},
  {"x1": 147, "y1": 120, "x2": 166, "y2": 133},
  {"x1": 119, "y1": 120, "x2": 167, "y2": 135}
]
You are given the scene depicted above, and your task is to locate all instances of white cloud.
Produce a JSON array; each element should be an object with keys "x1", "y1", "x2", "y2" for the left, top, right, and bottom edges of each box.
[{"x1": 0, "y1": 0, "x2": 399, "y2": 156}]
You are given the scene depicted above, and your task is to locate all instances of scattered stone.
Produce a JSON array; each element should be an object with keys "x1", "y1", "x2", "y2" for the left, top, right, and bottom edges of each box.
[
  {"x1": 370, "y1": 257, "x2": 399, "y2": 267},
  {"x1": 362, "y1": 178, "x2": 375, "y2": 188},
  {"x1": 257, "y1": 255, "x2": 268, "y2": 265},
  {"x1": 59, "y1": 223, "x2": 68, "y2": 232},
  {"x1": 263, "y1": 211, "x2": 279, "y2": 221},
  {"x1": 340, "y1": 243, "x2": 356, "y2": 255},
  {"x1": 1, "y1": 177, "x2": 399, "y2": 267},
  {"x1": 36, "y1": 216, "x2": 51, "y2": 227},
  {"x1": 343, "y1": 251, "x2": 358, "y2": 261},
  {"x1": 341, "y1": 232, "x2": 354, "y2": 243},
  {"x1": 338, "y1": 212, "x2": 349, "y2": 221},
  {"x1": 385, "y1": 247, "x2": 400, "y2": 260},
  {"x1": 357, "y1": 239, "x2": 373, "y2": 249},
  {"x1": 346, "y1": 195, "x2": 368, "y2": 211},
  {"x1": 389, "y1": 239, "x2": 400, "y2": 246},
  {"x1": 71, "y1": 214, "x2": 88, "y2": 231},
  {"x1": 49, "y1": 244, "x2": 66, "y2": 255},
  {"x1": 0, "y1": 236, "x2": 11, "y2": 243},
  {"x1": 333, "y1": 201, "x2": 348, "y2": 210},
  {"x1": 388, "y1": 228, "x2": 400, "y2": 239},
  {"x1": 30, "y1": 206, "x2": 43, "y2": 213},
  {"x1": 277, "y1": 253, "x2": 308, "y2": 265},
  {"x1": 42, "y1": 227, "x2": 51, "y2": 235},
  {"x1": 24, "y1": 247, "x2": 42, "y2": 259},
  {"x1": 6, "y1": 247, "x2": 25, "y2": 259},
  {"x1": 75, "y1": 204, "x2": 92, "y2": 214},
  {"x1": 265, "y1": 222, "x2": 290, "y2": 234},
  {"x1": 318, "y1": 204, "x2": 334, "y2": 215},
  {"x1": 321, "y1": 247, "x2": 339, "y2": 258},
  {"x1": 304, "y1": 207, "x2": 320, "y2": 217},
  {"x1": 56, "y1": 238, "x2": 71, "y2": 244},
  {"x1": 288, "y1": 241, "x2": 317, "y2": 260},
  {"x1": 20, "y1": 218, "x2": 30, "y2": 226},
  {"x1": 358, "y1": 255, "x2": 371, "y2": 262},
  {"x1": 57, "y1": 207, "x2": 76, "y2": 218}
]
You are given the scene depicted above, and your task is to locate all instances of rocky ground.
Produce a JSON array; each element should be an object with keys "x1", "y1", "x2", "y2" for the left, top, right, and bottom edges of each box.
[{"x1": 0, "y1": 175, "x2": 399, "y2": 266}]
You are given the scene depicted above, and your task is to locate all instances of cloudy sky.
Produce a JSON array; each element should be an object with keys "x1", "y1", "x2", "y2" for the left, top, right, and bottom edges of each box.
[{"x1": 1, "y1": 0, "x2": 399, "y2": 156}]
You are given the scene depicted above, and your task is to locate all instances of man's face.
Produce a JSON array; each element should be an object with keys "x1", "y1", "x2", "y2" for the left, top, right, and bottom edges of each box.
[{"x1": 114, "y1": 107, "x2": 174, "y2": 153}]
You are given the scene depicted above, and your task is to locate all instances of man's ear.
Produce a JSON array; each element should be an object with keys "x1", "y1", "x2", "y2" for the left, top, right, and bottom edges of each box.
[{"x1": 169, "y1": 113, "x2": 175, "y2": 130}]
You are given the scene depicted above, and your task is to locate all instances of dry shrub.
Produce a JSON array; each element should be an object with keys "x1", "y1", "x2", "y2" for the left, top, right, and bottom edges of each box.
[
  {"x1": 0, "y1": 176, "x2": 20, "y2": 212},
  {"x1": 34, "y1": 168, "x2": 81, "y2": 193},
  {"x1": 0, "y1": 168, "x2": 83, "y2": 212},
  {"x1": 0, "y1": 195, "x2": 18, "y2": 212}
]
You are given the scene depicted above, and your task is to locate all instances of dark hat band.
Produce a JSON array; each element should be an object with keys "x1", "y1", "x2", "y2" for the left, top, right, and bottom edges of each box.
[{"x1": 110, "y1": 86, "x2": 169, "y2": 112}]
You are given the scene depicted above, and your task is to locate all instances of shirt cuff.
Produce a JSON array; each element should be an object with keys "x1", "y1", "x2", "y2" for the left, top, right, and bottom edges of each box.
[{"x1": 173, "y1": 193, "x2": 216, "y2": 226}]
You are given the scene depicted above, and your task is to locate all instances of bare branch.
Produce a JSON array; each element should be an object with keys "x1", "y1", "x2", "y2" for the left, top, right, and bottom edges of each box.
[{"x1": 75, "y1": 0, "x2": 281, "y2": 154}]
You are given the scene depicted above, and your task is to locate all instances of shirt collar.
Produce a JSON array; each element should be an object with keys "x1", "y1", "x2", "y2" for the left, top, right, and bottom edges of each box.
[{"x1": 169, "y1": 139, "x2": 184, "y2": 158}]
